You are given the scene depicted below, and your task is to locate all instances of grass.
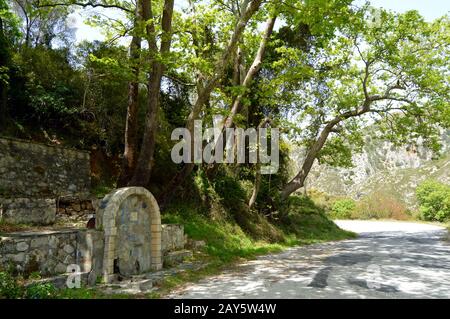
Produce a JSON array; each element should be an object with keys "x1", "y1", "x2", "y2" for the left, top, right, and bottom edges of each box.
[
  {"x1": 48, "y1": 197, "x2": 355, "y2": 299},
  {"x1": 149, "y1": 199, "x2": 355, "y2": 298},
  {"x1": 55, "y1": 287, "x2": 136, "y2": 299},
  {"x1": 2, "y1": 191, "x2": 355, "y2": 299},
  {"x1": 162, "y1": 209, "x2": 295, "y2": 263},
  {"x1": 0, "y1": 220, "x2": 80, "y2": 235}
]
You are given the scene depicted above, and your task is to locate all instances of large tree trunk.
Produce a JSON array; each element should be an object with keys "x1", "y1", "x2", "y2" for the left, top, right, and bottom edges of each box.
[
  {"x1": 118, "y1": 1, "x2": 143, "y2": 187},
  {"x1": 280, "y1": 123, "x2": 335, "y2": 200},
  {"x1": 206, "y1": 16, "x2": 276, "y2": 178},
  {"x1": 280, "y1": 99, "x2": 374, "y2": 200},
  {"x1": 129, "y1": 0, "x2": 175, "y2": 186},
  {"x1": 248, "y1": 118, "x2": 272, "y2": 209},
  {"x1": 159, "y1": 0, "x2": 264, "y2": 202},
  {"x1": 224, "y1": 16, "x2": 276, "y2": 129}
]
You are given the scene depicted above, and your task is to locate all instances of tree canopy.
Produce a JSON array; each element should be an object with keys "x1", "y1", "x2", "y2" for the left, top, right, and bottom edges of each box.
[{"x1": 0, "y1": 0, "x2": 448, "y2": 212}]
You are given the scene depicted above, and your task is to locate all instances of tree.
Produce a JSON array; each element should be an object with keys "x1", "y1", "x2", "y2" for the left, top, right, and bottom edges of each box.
[
  {"x1": 128, "y1": 0, "x2": 175, "y2": 187},
  {"x1": 157, "y1": 0, "x2": 265, "y2": 203},
  {"x1": 0, "y1": 0, "x2": 21, "y2": 124},
  {"x1": 416, "y1": 180, "x2": 450, "y2": 222},
  {"x1": 280, "y1": 9, "x2": 450, "y2": 200},
  {"x1": 12, "y1": 0, "x2": 74, "y2": 47},
  {"x1": 118, "y1": 0, "x2": 144, "y2": 186}
]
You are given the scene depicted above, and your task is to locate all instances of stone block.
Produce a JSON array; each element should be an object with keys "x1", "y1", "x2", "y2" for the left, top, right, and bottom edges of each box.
[
  {"x1": 163, "y1": 250, "x2": 193, "y2": 267},
  {"x1": 151, "y1": 224, "x2": 162, "y2": 232},
  {"x1": 187, "y1": 239, "x2": 207, "y2": 251},
  {"x1": 16, "y1": 241, "x2": 29, "y2": 252},
  {"x1": 63, "y1": 244, "x2": 74, "y2": 254},
  {"x1": 161, "y1": 224, "x2": 186, "y2": 253}
]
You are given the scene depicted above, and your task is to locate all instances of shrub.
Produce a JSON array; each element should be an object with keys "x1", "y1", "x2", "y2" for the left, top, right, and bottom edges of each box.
[
  {"x1": 354, "y1": 193, "x2": 409, "y2": 220},
  {"x1": 416, "y1": 180, "x2": 450, "y2": 222},
  {"x1": 24, "y1": 283, "x2": 57, "y2": 299},
  {"x1": 0, "y1": 271, "x2": 58, "y2": 299},
  {"x1": 328, "y1": 198, "x2": 356, "y2": 219},
  {"x1": 0, "y1": 272, "x2": 23, "y2": 299}
]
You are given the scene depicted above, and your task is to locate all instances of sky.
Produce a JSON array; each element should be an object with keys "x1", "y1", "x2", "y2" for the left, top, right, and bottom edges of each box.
[
  {"x1": 71, "y1": 0, "x2": 450, "y2": 43},
  {"x1": 355, "y1": 0, "x2": 450, "y2": 21}
]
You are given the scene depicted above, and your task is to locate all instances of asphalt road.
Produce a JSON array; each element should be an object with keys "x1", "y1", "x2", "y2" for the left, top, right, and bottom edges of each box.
[{"x1": 168, "y1": 220, "x2": 450, "y2": 299}]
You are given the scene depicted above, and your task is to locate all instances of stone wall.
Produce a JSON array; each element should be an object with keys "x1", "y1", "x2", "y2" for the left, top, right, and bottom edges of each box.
[
  {"x1": 0, "y1": 223, "x2": 189, "y2": 279},
  {"x1": 161, "y1": 224, "x2": 186, "y2": 254},
  {"x1": 0, "y1": 137, "x2": 91, "y2": 198},
  {"x1": 0, "y1": 229, "x2": 103, "y2": 277},
  {"x1": 56, "y1": 197, "x2": 96, "y2": 227},
  {"x1": 0, "y1": 137, "x2": 91, "y2": 225}
]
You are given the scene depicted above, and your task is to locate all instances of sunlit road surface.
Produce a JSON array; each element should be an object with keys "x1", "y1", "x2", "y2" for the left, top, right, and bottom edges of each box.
[{"x1": 168, "y1": 220, "x2": 450, "y2": 299}]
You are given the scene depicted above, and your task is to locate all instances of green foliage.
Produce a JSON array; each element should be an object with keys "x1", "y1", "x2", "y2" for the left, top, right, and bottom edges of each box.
[
  {"x1": 328, "y1": 198, "x2": 356, "y2": 219},
  {"x1": 353, "y1": 193, "x2": 410, "y2": 220},
  {"x1": 91, "y1": 183, "x2": 114, "y2": 199},
  {"x1": 162, "y1": 206, "x2": 285, "y2": 263},
  {"x1": 278, "y1": 195, "x2": 356, "y2": 241},
  {"x1": 56, "y1": 287, "x2": 132, "y2": 299},
  {"x1": 416, "y1": 180, "x2": 450, "y2": 222},
  {"x1": 162, "y1": 194, "x2": 355, "y2": 264},
  {"x1": 313, "y1": 190, "x2": 410, "y2": 221},
  {"x1": 0, "y1": 271, "x2": 22, "y2": 299},
  {"x1": 10, "y1": 47, "x2": 82, "y2": 120},
  {"x1": 24, "y1": 283, "x2": 57, "y2": 299},
  {"x1": 0, "y1": 271, "x2": 58, "y2": 299}
]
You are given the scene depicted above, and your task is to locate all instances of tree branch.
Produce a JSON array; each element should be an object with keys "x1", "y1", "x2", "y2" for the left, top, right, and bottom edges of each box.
[{"x1": 36, "y1": 1, "x2": 134, "y2": 13}]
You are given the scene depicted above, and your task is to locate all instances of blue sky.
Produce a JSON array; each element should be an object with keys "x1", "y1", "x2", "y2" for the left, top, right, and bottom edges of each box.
[
  {"x1": 73, "y1": 0, "x2": 450, "y2": 43},
  {"x1": 355, "y1": 0, "x2": 450, "y2": 21}
]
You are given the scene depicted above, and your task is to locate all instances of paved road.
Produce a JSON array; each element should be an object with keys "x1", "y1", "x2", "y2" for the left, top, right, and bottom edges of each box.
[{"x1": 168, "y1": 221, "x2": 450, "y2": 299}]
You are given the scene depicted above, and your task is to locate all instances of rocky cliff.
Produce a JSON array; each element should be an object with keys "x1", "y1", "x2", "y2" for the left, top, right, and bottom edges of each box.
[{"x1": 302, "y1": 130, "x2": 450, "y2": 207}]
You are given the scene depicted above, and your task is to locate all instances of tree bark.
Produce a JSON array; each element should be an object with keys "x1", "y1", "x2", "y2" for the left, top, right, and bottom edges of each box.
[
  {"x1": 118, "y1": 0, "x2": 143, "y2": 187},
  {"x1": 280, "y1": 121, "x2": 336, "y2": 200},
  {"x1": 248, "y1": 118, "x2": 272, "y2": 209},
  {"x1": 205, "y1": 15, "x2": 276, "y2": 178},
  {"x1": 224, "y1": 16, "x2": 276, "y2": 129},
  {"x1": 129, "y1": 0, "x2": 175, "y2": 186},
  {"x1": 280, "y1": 97, "x2": 378, "y2": 200},
  {"x1": 159, "y1": 0, "x2": 264, "y2": 201}
]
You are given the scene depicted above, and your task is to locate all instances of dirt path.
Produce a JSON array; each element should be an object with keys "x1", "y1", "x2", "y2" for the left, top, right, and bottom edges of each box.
[{"x1": 168, "y1": 221, "x2": 450, "y2": 299}]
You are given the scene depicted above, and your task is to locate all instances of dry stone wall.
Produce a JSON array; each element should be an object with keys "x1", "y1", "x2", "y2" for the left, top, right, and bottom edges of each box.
[
  {"x1": 0, "y1": 137, "x2": 90, "y2": 198},
  {"x1": 0, "y1": 224, "x2": 190, "y2": 279},
  {"x1": 0, "y1": 137, "x2": 91, "y2": 225},
  {"x1": 0, "y1": 229, "x2": 104, "y2": 277}
]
